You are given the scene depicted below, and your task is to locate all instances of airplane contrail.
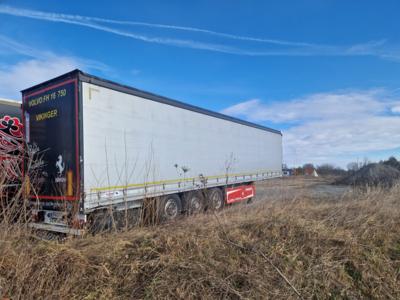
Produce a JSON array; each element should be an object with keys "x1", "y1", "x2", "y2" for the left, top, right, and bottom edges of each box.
[
  {"x1": 0, "y1": 5, "x2": 318, "y2": 47},
  {"x1": 67, "y1": 15, "x2": 317, "y2": 47},
  {"x1": 0, "y1": 5, "x2": 252, "y2": 55},
  {"x1": 0, "y1": 5, "x2": 393, "y2": 59}
]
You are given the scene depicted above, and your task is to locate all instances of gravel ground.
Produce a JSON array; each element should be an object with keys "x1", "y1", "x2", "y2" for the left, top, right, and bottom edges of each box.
[{"x1": 254, "y1": 176, "x2": 351, "y2": 202}]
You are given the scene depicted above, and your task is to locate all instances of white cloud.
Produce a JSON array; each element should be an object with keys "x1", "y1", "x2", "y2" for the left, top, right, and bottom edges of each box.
[
  {"x1": 222, "y1": 90, "x2": 400, "y2": 166},
  {"x1": 222, "y1": 90, "x2": 394, "y2": 123},
  {"x1": 0, "y1": 34, "x2": 109, "y2": 71},
  {"x1": 391, "y1": 105, "x2": 400, "y2": 114},
  {"x1": 0, "y1": 57, "x2": 80, "y2": 99},
  {"x1": 0, "y1": 35, "x2": 109, "y2": 99}
]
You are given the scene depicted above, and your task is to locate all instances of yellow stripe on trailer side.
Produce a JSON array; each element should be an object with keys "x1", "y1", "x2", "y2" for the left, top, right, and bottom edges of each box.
[{"x1": 89, "y1": 170, "x2": 281, "y2": 192}]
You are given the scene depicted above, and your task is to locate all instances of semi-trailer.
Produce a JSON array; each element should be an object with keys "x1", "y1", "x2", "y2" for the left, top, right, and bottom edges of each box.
[{"x1": 22, "y1": 70, "x2": 282, "y2": 234}]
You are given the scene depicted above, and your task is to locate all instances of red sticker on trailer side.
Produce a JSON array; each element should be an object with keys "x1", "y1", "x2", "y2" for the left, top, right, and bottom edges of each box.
[{"x1": 226, "y1": 184, "x2": 255, "y2": 204}]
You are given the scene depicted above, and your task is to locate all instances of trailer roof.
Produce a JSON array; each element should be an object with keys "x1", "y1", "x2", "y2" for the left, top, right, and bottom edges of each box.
[{"x1": 21, "y1": 69, "x2": 282, "y2": 135}]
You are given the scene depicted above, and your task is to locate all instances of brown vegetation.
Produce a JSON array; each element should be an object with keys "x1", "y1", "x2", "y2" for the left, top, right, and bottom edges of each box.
[
  {"x1": 338, "y1": 163, "x2": 400, "y2": 187},
  {"x1": 0, "y1": 179, "x2": 399, "y2": 299}
]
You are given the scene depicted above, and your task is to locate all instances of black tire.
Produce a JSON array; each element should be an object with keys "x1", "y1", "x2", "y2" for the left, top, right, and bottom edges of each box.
[
  {"x1": 88, "y1": 209, "x2": 114, "y2": 233},
  {"x1": 158, "y1": 194, "x2": 182, "y2": 221},
  {"x1": 114, "y1": 208, "x2": 141, "y2": 229},
  {"x1": 207, "y1": 188, "x2": 225, "y2": 211},
  {"x1": 183, "y1": 190, "x2": 205, "y2": 215}
]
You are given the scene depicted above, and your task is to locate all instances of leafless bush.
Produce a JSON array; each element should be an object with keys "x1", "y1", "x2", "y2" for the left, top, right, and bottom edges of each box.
[{"x1": 0, "y1": 145, "x2": 41, "y2": 225}]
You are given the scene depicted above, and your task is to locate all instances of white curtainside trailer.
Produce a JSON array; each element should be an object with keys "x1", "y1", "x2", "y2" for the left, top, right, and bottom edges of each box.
[{"x1": 22, "y1": 70, "x2": 282, "y2": 234}]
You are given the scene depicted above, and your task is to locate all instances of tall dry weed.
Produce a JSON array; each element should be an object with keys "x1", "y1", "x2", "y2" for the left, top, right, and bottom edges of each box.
[{"x1": 0, "y1": 181, "x2": 399, "y2": 299}]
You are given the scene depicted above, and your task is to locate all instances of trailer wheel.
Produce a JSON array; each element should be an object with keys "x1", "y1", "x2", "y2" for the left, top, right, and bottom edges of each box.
[
  {"x1": 207, "y1": 188, "x2": 224, "y2": 211},
  {"x1": 158, "y1": 194, "x2": 182, "y2": 221},
  {"x1": 183, "y1": 191, "x2": 205, "y2": 214},
  {"x1": 88, "y1": 209, "x2": 114, "y2": 233}
]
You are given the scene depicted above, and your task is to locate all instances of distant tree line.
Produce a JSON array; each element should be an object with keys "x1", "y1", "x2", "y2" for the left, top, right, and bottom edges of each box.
[
  {"x1": 346, "y1": 158, "x2": 371, "y2": 172},
  {"x1": 285, "y1": 156, "x2": 400, "y2": 177},
  {"x1": 381, "y1": 156, "x2": 400, "y2": 172},
  {"x1": 288, "y1": 156, "x2": 400, "y2": 177},
  {"x1": 346, "y1": 156, "x2": 400, "y2": 173},
  {"x1": 316, "y1": 164, "x2": 347, "y2": 176},
  {"x1": 289, "y1": 163, "x2": 346, "y2": 176}
]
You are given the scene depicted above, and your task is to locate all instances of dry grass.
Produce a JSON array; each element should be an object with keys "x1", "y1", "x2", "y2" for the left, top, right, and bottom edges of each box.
[{"x1": 1, "y1": 180, "x2": 400, "y2": 299}]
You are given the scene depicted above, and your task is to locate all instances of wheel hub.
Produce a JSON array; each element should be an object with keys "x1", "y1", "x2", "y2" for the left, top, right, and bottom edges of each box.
[
  {"x1": 190, "y1": 197, "x2": 201, "y2": 212},
  {"x1": 164, "y1": 198, "x2": 178, "y2": 219},
  {"x1": 211, "y1": 193, "x2": 222, "y2": 209}
]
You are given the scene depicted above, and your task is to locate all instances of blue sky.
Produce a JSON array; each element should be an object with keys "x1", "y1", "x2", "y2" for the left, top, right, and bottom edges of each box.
[{"x1": 0, "y1": 0, "x2": 399, "y2": 167}]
